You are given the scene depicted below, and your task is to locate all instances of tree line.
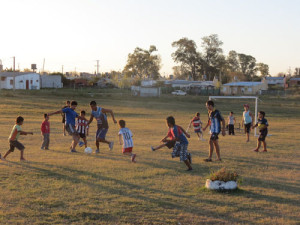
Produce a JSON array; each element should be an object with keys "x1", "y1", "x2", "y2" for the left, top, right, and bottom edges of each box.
[{"x1": 123, "y1": 34, "x2": 270, "y2": 82}]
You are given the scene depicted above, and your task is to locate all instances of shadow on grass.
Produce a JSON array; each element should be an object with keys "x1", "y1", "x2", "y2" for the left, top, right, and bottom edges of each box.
[{"x1": 8, "y1": 161, "x2": 253, "y2": 224}]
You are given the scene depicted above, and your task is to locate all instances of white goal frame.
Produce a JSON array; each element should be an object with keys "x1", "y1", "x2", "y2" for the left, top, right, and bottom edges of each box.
[{"x1": 209, "y1": 96, "x2": 258, "y2": 136}]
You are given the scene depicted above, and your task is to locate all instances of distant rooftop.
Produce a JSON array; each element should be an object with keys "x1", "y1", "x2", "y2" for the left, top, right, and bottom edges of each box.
[
  {"x1": 265, "y1": 76, "x2": 284, "y2": 80},
  {"x1": 223, "y1": 82, "x2": 262, "y2": 87},
  {"x1": 0, "y1": 72, "x2": 37, "y2": 77},
  {"x1": 290, "y1": 77, "x2": 300, "y2": 81}
]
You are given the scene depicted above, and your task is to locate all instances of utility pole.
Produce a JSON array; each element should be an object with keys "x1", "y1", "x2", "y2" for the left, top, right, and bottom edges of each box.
[
  {"x1": 42, "y1": 58, "x2": 45, "y2": 74},
  {"x1": 62, "y1": 65, "x2": 64, "y2": 75},
  {"x1": 96, "y1": 60, "x2": 100, "y2": 75},
  {"x1": 12, "y1": 56, "x2": 15, "y2": 71}
]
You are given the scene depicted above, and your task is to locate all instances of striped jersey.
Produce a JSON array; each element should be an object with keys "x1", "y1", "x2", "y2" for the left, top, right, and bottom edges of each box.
[
  {"x1": 118, "y1": 127, "x2": 133, "y2": 148},
  {"x1": 76, "y1": 118, "x2": 89, "y2": 134},
  {"x1": 192, "y1": 116, "x2": 202, "y2": 131},
  {"x1": 208, "y1": 109, "x2": 224, "y2": 134}
]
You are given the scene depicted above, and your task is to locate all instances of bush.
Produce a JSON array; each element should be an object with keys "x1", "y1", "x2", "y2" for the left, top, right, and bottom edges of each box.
[{"x1": 209, "y1": 168, "x2": 239, "y2": 182}]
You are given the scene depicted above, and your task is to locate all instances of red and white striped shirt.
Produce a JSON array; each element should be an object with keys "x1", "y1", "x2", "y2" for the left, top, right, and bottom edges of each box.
[{"x1": 76, "y1": 118, "x2": 89, "y2": 134}]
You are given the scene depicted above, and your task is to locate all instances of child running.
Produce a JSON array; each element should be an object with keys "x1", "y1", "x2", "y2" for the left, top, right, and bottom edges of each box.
[
  {"x1": 165, "y1": 116, "x2": 192, "y2": 171},
  {"x1": 118, "y1": 120, "x2": 136, "y2": 162},
  {"x1": 188, "y1": 112, "x2": 204, "y2": 140},
  {"x1": 76, "y1": 110, "x2": 89, "y2": 148},
  {"x1": 227, "y1": 112, "x2": 236, "y2": 135},
  {"x1": 3, "y1": 116, "x2": 33, "y2": 161},
  {"x1": 48, "y1": 100, "x2": 81, "y2": 153},
  {"x1": 41, "y1": 114, "x2": 50, "y2": 150},
  {"x1": 88, "y1": 101, "x2": 117, "y2": 153},
  {"x1": 252, "y1": 111, "x2": 269, "y2": 152},
  {"x1": 203, "y1": 100, "x2": 226, "y2": 162}
]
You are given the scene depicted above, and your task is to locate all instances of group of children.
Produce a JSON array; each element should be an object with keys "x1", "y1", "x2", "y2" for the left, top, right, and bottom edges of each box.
[{"x1": 0, "y1": 99, "x2": 269, "y2": 170}]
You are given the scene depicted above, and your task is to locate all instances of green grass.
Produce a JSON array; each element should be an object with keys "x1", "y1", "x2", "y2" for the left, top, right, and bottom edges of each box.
[{"x1": 0, "y1": 89, "x2": 299, "y2": 224}]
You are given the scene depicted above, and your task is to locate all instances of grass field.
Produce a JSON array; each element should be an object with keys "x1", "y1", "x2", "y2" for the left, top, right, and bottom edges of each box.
[{"x1": 0, "y1": 89, "x2": 299, "y2": 225}]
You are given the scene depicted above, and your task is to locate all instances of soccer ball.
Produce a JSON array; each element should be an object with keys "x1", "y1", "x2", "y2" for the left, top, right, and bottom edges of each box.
[{"x1": 84, "y1": 147, "x2": 93, "y2": 154}]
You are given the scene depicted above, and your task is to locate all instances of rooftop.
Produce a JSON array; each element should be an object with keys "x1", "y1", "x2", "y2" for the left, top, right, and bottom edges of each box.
[
  {"x1": 0, "y1": 72, "x2": 37, "y2": 77},
  {"x1": 223, "y1": 82, "x2": 262, "y2": 87}
]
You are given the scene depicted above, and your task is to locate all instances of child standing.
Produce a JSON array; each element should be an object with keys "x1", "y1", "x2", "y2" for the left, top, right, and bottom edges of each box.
[
  {"x1": 76, "y1": 110, "x2": 89, "y2": 148},
  {"x1": 61, "y1": 100, "x2": 70, "y2": 136},
  {"x1": 3, "y1": 116, "x2": 33, "y2": 161},
  {"x1": 189, "y1": 112, "x2": 204, "y2": 140},
  {"x1": 41, "y1": 114, "x2": 50, "y2": 150},
  {"x1": 203, "y1": 100, "x2": 226, "y2": 162},
  {"x1": 118, "y1": 120, "x2": 136, "y2": 162},
  {"x1": 252, "y1": 111, "x2": 269, "y2": 152},
  {"x1": 242, "y1": 104, "x2": 254, "y2": 142},
  {"x1": 227, "y1": 112, "x2": 236, "y2": 135},
  {"x1": 166, "y1": 116, "x2": 192, "y2": 171},
  {"x1": 48, "y1": 100, "x2": 80, "y2": 153}
]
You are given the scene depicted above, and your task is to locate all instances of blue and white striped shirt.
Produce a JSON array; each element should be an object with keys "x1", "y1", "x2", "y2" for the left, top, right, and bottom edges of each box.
[{"x1": 208, "y1": 110, "x2": 224, "y2": 134}]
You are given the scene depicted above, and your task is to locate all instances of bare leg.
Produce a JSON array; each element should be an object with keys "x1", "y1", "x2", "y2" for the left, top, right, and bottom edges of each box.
[
  {"x1": 63, "y1": 124, "x2": 66, "y2": 136},
  {"x1": 96, "y1": 141, "x2": 99, "y2": 150},
  {"x1": 262, "y1": 141, "x2": 267, "y2": 151},
  {"x1": 20, "y1": 150, "x2": 26, "y2": 161},
  {"x1": 213, "y1": 140, "x2": 221, "y2": 160},
  {"x1": 246, "y1": 132, "x2": 250, "y2": 142},
  {"x1": 98, "y1": 138, "x2": 110, "y2": 145},
  {"x1": 71, "y1": 135, "x2": 79, "y2": 150},
  {"x1": 184, "y1": 160, "x2": 192, "y2": 170},
  {"x1": 153, "y1": 143, "x2": 166, "y2": 150},
  {"x1": 83, "y1": 137, "x2": 87, "y2": 148},
  {"x1": 3, "y1": 150, "x2": 13, "y2": 159},
  {"x1": 208, "y1": 140, "x2": 214, "y2": 159},
  {"x1": 253, "y1": 140, "x2": 261, "y2": 151}
]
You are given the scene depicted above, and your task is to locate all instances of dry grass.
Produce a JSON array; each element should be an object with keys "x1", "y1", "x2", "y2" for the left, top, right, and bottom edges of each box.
[{"x1": 0, "y1": 89, "x2": 299, "y2": 225}]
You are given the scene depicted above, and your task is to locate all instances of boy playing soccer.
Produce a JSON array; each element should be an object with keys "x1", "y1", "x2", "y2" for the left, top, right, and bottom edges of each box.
[
  {"x1": 48, "y1": 100, "x2": 80, "y2": 153},
  {"x1": 88, "y1": 101, "x2": 117, "y2": 153},
  {"x1": 3, "y1": 116, "x2": 33, "y2": 161},
  {"x1": 165, "y1": 116, "x2": 192, "y2": 171},
  {"x1": 188, "y1": 112, "x2": 204, "y2": 140},
  {"x1": 242, "y1": 104, "x2": 254, "y2": 142},
  {"x1": 76, "y1": 110, "x2": 89, "y2": 148},
  {"x1": 41, "y1": 114, "x2": 50, "y2": 150},
  {"x1": 118, "y1": 120, "x2": 136, "y2": 162},
  {"x1": 203, "y1": 100, "x2": 226, "y2": 162},
  {"x1": 252, "y1": 111, "x2": 269, "y2": 152},
  {"x1": 61, "y1": 100, "x2": 70, "y2": 136},
  {"x1": 227, "y1": 112, "x2": 236, "y2": 135}
]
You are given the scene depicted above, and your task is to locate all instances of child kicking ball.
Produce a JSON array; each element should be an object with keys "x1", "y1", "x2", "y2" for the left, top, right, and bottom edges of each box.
[{"x1": 118, "y1": 120, "x2": 136, "y2": 162}]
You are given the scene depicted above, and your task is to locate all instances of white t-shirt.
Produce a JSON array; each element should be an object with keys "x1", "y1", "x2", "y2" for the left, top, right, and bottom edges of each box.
[{"x1": 118, "y1": 127, "x2": 133, "y2": 148}]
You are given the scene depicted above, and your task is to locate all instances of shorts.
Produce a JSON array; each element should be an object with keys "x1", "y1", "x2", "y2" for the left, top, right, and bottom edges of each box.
[
  {"x1": 165, "y1": 140, "x2": 176, "y2": 149},
  {"x1": 194, "y1": 129, "x2": 202, "y2": 134},
  {"x1": 9, "y1": 140, "x2": 25, "y2": 152},
  {"x1": 258, "y1": 129, "x2": 268, "y2": 141},
  {"x1": 210, "y1": 133, "x2": 219, "y2": 141},
  {"x1": 96, "y1": 128, "x2": 108, "y2": 140},
  {"x1": 172, "y1": 143, "x2": 188, "y2": 161},
  {"x1": 65, "y1": 124, "x2": 78, "y2": 136},
  {"x1": 244, "y1": 123, "x2": 251, "y2": 133},
  {"x1": 122, "y1": 147, "x2": 133, "y2": 154},
  {"x1": 79, "y1": 133, "x2": 86, "y2": 139}
]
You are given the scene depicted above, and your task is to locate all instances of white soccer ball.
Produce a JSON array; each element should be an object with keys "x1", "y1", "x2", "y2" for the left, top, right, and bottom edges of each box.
[{"x1": 84, "y1": 147, "x2": 93, "y2": 154}]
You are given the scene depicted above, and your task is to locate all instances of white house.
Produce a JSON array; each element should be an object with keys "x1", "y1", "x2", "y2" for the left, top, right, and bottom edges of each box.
[
  {"x1": 0, "y1": 72, "x2": 40, "y2": 90},
  {"x1": 41, "y1": 75, "x2": 63, "y2": 88},
  {"x1": 131, "y1": 86, "x2": 161, "y2": 97},
  {"x1": 265, "y1": 76, "x2": 286, "y2": 88}
]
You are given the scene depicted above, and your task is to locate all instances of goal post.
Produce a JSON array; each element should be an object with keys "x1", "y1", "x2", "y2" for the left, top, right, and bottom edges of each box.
[{"x1": 209, "y1": 96, "x2": 258, "y2": 136}]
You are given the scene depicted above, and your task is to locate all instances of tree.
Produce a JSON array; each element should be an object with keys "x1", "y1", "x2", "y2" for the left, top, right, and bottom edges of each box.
[
  {"x1": 123, "y1": 45, "x2": 161, "y2": 79},
  {"x1": 200, "y1": 34, "x2": 224, "y2": 80},
  {"x1": 256, "y1": 63, "x2": 269, "y2": 77},
  {"x1": 238, "y1": 54, "x2": 256, "y2": 80},
  {"x1": 171, "y1": 38, "x2": 200, "y2": 80},
  {"x1": 226, "y1": 50, "x2": 240, "y2": 72}
]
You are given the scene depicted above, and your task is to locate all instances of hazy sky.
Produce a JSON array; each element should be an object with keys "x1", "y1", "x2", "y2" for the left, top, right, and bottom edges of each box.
[{"x1": 1, "y1": 0, "x2": 299, "y2": 76}]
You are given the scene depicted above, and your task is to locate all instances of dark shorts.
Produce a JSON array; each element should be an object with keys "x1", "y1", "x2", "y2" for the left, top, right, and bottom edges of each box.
[
  {"x1": 79, "y1": 133, "x2": 86, "y2": 139},
  {"x1": 244, "y1": 123, "x2": 251, "y2": 133},
  {"x1": 96, "y1": 128, "x2": 108, "y2": 140},
  {"x1": 194, "y1": 129, "x2": 202, "y2": 134},
  {"x1": 65, "y1": 124, "x2": 78, "y2": 136},
  {"x1": 258, "y1": 129, "x2": 268, "y2": 141},
  {"x1": 9, "y1": 140, "x2": 25, "y2": 152},
  {"x1": 165, "y1": 140, "x2": 176, "y2": 149},
  {"x1": 210, "y1": 133, "x2": 219, "y2": 141}
]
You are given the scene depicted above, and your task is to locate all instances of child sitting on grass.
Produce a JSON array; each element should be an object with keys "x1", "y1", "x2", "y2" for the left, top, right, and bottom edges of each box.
[
  {"x1": 118, "y1": 120, "x2": 136, "y2": 162},
  {"x1": 252, "y1": 111, "x2": 269, "y2": 152},
  {"x1": 3, "y1": 116, "x2": 33, "y2": 161}
]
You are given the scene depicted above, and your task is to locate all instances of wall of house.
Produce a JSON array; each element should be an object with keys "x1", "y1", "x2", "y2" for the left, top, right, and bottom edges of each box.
[
  {"x1": 1, "y1": 74, "x2": 41, "y2": 90},
  {"x1": 41, "y1": 75, "x2": 62, "y2": 88}
]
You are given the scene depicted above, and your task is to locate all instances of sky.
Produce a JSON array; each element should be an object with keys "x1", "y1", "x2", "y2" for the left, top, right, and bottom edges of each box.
[{"x1": 0, "y1": 0, "x2": 299, "y2": 76}]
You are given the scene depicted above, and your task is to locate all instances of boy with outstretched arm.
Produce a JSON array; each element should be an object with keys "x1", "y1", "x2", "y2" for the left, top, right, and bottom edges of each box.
[
  {"x1": 203, "y1": 100, "x2": 226, "y2": 162},
  {"x1": 3, "y1": 116, "x2": 33, "y2": 161},
  {"x1": 252, "y1": 111, "x2": 269, "y2": 152},
  {"x1": 48, "y1": 100, "x2": 80, "y2": 153},
  {"x1": 118, "y1": 120, "x2": 136, "y2": 162}
]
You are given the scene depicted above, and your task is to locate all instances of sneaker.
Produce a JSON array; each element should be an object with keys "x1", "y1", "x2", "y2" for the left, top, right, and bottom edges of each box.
[
  {"x1": 187, "y1": 153, "x2": 192, "y2": 164},
  {"x1": 204, "y1": 158, "x2": 212, "y2": 162},
  {"x1": 79, "y1": 141, "x2": 84, "y2": 147},
  {"x1": 70, "y1": 149, "x2": 77, "y2": 153},
  {"x1": 131, "y1": 154, "x2": 136, "y2": 162},
  {"x1": 151, "y1": 146, "x2": 155, "y2": 151},
  {"x1": 95, "y1": 149, "x2": 100, "y2": 154},
  {"x1": 109, "y1": 141, "x2": 114, "y2": 151}
]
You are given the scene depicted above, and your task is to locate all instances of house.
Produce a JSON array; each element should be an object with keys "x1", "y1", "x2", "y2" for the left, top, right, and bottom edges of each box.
[
  {"x1": 131, "y1": 86, "x2": 161, "y2": 97},
  {"x1": 265, "y1": 76, "x2": 286, "y2": 88},
  {"x1": 141, "y1": 80, "x2": 157, "y2": 87},
  {"x1": 221, "y1": 81, "x2": 268, "y2": 95},
  {"x1": 0, "y1": 72, "x2": 40, "y2": 90},
  {"x1": 41, "y1": 75, "x2": 63, "y2": 88},
  {"x1": 289, "y1": 77, "x2": 300, "y2": 86}
]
